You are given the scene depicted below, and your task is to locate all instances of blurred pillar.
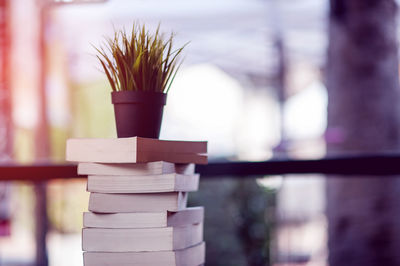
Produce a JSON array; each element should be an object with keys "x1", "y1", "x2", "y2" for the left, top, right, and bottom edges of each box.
[
  {"x1": 37, "y1": 0, "x2": 50, "y2": 161},
  {"x1": 34, "y1": 2, "x2": 50, "y2": 266},
  {"x1": 268, "y1": 0, "x2": 288, "y2": 157},
  {"x1": 34, "y1": 183, "x2": 48, "y2": 266},
  {"x1": 0, "y1": 0, "x2": 13, "y2": 243},
  {"x1": 273, "y1": 35, "x2": 287, "y2": 155},
  {"x1": 326, "y1": 0, "x2": 400, "y2": 265},
  {"x1": 0, "y1": 0, "x2": 13, "y2": 159}
]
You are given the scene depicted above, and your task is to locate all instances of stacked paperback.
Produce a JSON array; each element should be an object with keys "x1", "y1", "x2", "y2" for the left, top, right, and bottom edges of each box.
[{"x1": 66, "y1": 137, "x2": 208, "y2": 266}]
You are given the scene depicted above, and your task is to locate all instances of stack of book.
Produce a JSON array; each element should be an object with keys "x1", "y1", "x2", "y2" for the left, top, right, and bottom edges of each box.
[{"x1": 66, "y1": 137, "x2": 208, "y2": 266}]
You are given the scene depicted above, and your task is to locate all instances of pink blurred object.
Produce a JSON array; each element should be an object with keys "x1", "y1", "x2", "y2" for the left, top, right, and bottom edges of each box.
[
  {"x1": 325, "y1": 127, "x2": 346, "y2": 144},
  {"x1": 0, "y1": 219, "x2": 11, "y2": 237}
]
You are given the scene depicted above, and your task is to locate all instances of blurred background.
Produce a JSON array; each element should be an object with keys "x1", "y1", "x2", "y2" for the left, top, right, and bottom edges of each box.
[{"x1": 1, "y1": 0, "x2": 400, "y2": 265}]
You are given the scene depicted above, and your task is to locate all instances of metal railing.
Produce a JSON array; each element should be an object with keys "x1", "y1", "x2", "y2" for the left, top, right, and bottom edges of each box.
[{"x1": 1, "y1": 153, "x2": 400, "y2": 181}]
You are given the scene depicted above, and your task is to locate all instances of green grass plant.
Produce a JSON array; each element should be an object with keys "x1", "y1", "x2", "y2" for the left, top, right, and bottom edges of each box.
[{"x1": 95, "y1": 23, "x2": 186, "y2": 93}]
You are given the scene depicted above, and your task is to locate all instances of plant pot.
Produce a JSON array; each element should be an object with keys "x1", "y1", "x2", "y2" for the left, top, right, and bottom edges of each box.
[{"x1": 111, "y1": 91, "x2": 167, "y2": 138}]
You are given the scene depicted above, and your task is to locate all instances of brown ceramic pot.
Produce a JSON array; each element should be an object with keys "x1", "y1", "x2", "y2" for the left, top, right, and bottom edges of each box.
[{"x1": 111, "y1": 91, "x2": 167, "y2": 138}]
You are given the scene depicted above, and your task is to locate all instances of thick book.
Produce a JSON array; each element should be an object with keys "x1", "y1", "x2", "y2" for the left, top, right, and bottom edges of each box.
[
  {"x1": 66, "y1": 137, "x2": 207, "y2": 164},
  {"x1": 83, "y1": 242, "x2": 205, "y2": 266},
  {"x1": 88, "y1": 192, "x2": 188, "y2": 213},
  {"x1": 83, "y1": 207, "x2": 204, "y2": 229},
  {"x1": 82, "y1": 223, "x2": 203, "y2": 252},
  {"x1": 78, "y1": 161, "x2": 195, "y2": 176},
  {"x1": 87, "y1": 173, "x2": 199, "y2": 193}
]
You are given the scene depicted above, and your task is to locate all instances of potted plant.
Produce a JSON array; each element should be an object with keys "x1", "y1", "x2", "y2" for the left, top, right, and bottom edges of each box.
[{"x1": 95, "y1": 24, "x2": 186, "y2": 138}]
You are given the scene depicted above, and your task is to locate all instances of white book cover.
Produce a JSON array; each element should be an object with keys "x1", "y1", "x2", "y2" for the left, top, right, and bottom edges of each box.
[
  {"x1": 87, "y1": 173, "x2": 199, "y2": 193},
  {"x1": 66, "y1": 137, "x2": 207, "y2": 164},
  {"x1": 83, "y1": 207, "x2": 204, "y2": 229},
  {"x1": 83, "y1": 242, "x2": 205, "y2": 266},
  {"x1": 78, "y1": 161, "x2": 195, "y2": 176},
  {"x1": 82, "y1": 223, "x2": 203, "y2": 252}
]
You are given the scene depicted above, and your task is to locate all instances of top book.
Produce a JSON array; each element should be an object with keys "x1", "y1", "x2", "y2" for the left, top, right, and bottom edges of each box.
[{"x1": 66, "y1": 137, "x2": 208, "y2": 164}]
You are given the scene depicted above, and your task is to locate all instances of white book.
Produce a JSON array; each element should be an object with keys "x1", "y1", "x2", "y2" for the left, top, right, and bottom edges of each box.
[
  {"x1": 78, "y1": 161, "x2": 195, "y2": 176},
  {"x1": 66, "y1": 137, "x2": 207, "y2": 164},
  {"x1": 83, "y1": 242, "x2": 205, "y2": 266},
  {"x1": 88, "y1": 192, "x2": 188, "y2": 213},
  {"x1": 87, "y1": 173, "x2": 199, "y2": 193},
  {"x1": 82, "y1": 223, "x2": 203, "y2": 252},
  {"x1": 83, "y1": 207, "x2": 204, "y2": 229}
]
